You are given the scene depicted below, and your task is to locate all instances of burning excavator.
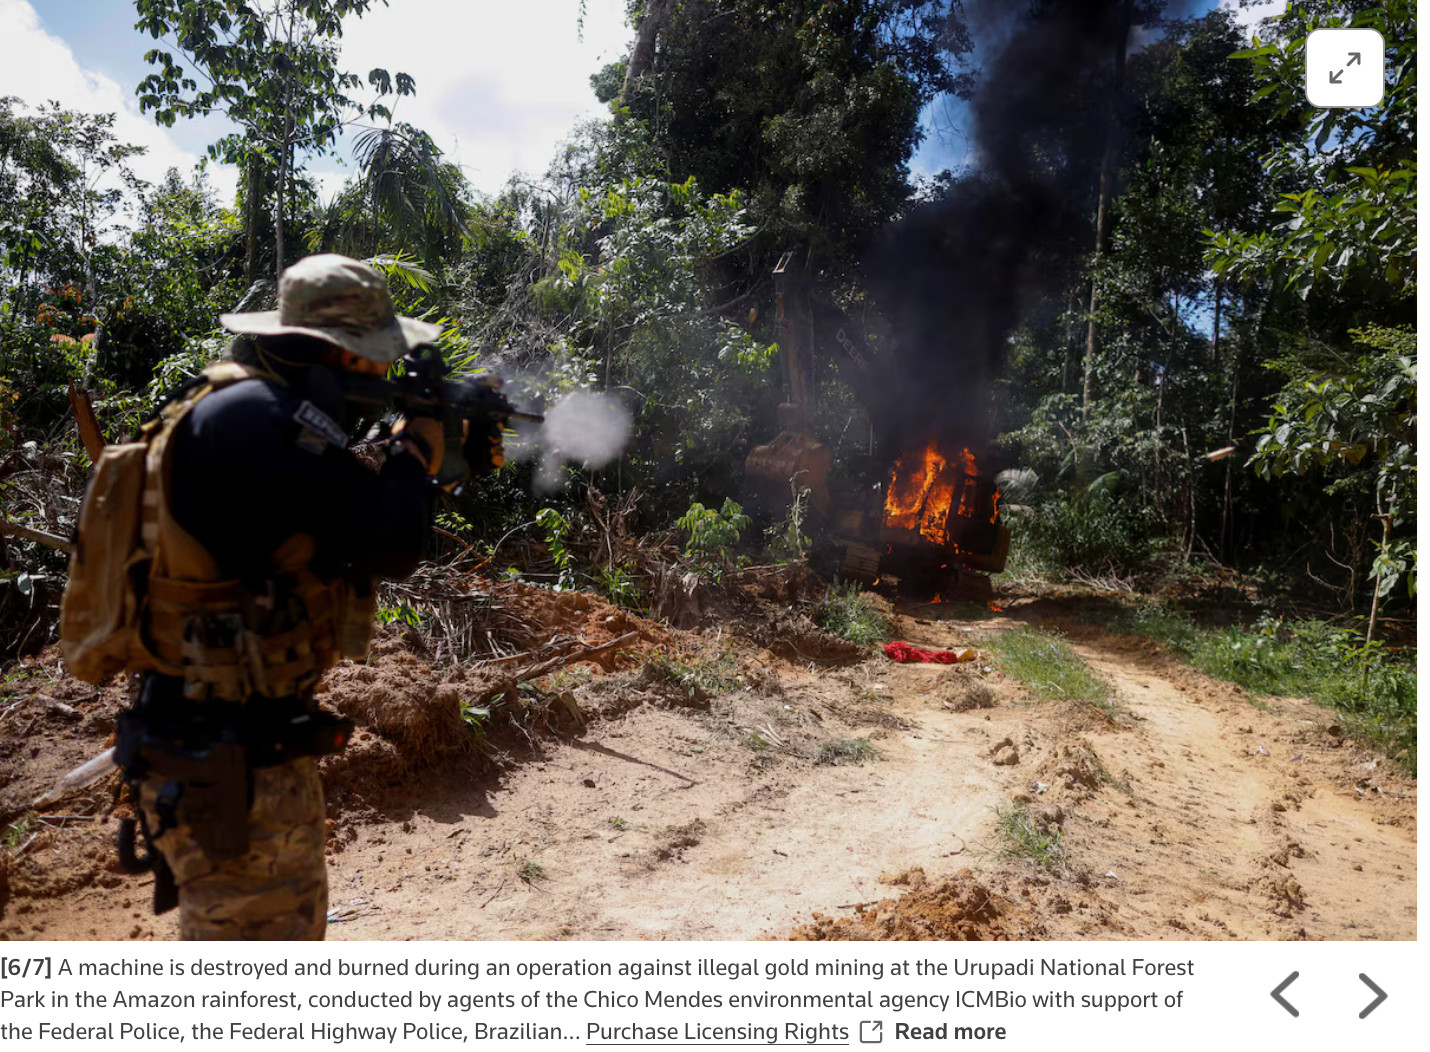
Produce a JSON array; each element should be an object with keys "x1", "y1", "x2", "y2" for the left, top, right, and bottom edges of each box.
[{"x1": 745, "y1": 256, "x2": 1010, "y2": 602}]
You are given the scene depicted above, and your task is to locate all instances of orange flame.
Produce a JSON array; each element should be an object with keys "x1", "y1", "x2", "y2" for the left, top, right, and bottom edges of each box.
[{"x1": 884, "y1": 441, "x2": 993, "y2": 544}]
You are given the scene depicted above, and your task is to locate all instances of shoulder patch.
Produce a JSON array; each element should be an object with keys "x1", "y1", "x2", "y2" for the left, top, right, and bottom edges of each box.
[{"x1": 293, "y1": 400, "x2": 349, "y2": 451}]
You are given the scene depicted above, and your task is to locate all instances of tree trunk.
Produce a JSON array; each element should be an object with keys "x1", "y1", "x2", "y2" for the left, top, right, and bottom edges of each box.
[
  {"x1": 1216, "y1": 284, "x2": 1239, "y2": 560},
  {"x1": 275, "y1": 69, "x2": 294, "y2": 280},
  {"x1": 244, "y1": 153, "x2": 260, "y2": 283},
  {"x1": 7, "y1": 249, "x2": 30, "y2": 327},
  {"x1": 1360, "y1": 505, "x2": 1392, "y2": 698},
  {"x1": 271, "y1": 132, "x2": 286, "y2": 283},
  {"x1": 618, "y1": 0, "x2": 675, "y2": 110},
  {"x1": 1081, "y1": 0, "x2": 1135, "y2": 421},
  {"x1": 79, "y1": 162, "x2": 97, "y2": 308},
  {"x1": 274, "y1": 150, "x2": 286, "y2": 280}
]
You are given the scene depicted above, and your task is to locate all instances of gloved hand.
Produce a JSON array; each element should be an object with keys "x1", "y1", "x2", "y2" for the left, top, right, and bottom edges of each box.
[
  {"x1": 463, "y1": 418, "x2": 505, "y2": 477},
  {"x1": 389, "y1": 416, "x2": 444, "y2": 477}
]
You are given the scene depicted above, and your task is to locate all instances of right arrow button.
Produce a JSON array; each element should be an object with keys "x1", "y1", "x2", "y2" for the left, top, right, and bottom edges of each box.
[{"x1": 1359, "y1": 974, "x2": 1387, "y2": 1019}]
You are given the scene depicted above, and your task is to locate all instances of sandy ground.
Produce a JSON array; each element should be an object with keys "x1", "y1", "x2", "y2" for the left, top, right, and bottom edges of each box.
[{"x1": 0, "y1": 598, "x2": 1416, "y2": 942}]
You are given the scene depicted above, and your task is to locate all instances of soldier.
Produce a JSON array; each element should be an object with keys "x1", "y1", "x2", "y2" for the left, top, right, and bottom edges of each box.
[{"x1": 76, "y1": 254, "x2": 486, "y2": 939}]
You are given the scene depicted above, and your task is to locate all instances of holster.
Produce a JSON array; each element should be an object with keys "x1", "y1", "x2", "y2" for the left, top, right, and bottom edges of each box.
[{"x1": 116, "y1": 709, "x2": 252, "y2": 861}]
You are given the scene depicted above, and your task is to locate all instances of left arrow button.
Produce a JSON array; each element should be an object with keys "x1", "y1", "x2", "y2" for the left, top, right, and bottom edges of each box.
[{"x1": 1271, "y1": 972, "x2": 1300, "y2": 1018}]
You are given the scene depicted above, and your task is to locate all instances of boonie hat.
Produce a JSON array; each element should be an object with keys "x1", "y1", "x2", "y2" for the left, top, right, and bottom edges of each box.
[{"x1": 220, "y1": 254, "x2": 442, "y2": 363}]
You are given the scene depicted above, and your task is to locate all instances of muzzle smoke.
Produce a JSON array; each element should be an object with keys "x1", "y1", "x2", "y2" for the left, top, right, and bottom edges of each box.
[{"x1": 514, "y1": 391, "x2": 634, "y2": 494}]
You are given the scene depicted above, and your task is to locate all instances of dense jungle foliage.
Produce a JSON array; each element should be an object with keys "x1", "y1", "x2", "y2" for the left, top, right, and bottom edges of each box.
[{"x1": 0, "y1": 1, "x2": 1417, "y2": 705}]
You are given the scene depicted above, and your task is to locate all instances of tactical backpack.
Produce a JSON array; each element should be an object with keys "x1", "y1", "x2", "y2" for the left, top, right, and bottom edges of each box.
[{"x1": 60, "y1": 362, "x2": 373, "y2": 697}]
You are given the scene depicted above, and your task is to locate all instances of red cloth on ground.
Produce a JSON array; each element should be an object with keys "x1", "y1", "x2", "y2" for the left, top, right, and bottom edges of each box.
[{"x1": 882, "y1": 640, "x2": 966, "y2": 664}]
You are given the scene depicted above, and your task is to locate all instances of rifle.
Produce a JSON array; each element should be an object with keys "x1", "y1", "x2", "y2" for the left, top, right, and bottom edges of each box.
[{"x1": 336, "y1": 345, "x2": 543, "y2": 485}]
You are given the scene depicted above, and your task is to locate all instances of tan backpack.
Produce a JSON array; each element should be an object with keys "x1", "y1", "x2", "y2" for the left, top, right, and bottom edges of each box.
[
  {"x1": 59, "y1": 440, "x2": 153, "y2": 683},
  {"x1": 60, "y1": 363, "x2": 260, "y2": 685}
]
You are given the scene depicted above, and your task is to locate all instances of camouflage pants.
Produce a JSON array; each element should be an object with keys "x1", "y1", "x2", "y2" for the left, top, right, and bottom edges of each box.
[{"x1": 139, "y1": 757, "x2": 327, "y2": 940}]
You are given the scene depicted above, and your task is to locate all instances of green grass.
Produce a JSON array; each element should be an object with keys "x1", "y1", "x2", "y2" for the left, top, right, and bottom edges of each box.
[
  {"x1": 814, "y1": 738, "x2": 881, "y2": 766},
  {"x1": 814, "y1": 582, "x2": 892, "y2": 645},
  {"x1": 991, "y1": 539, "x2": 1055, "y2": 588},
  {"x1": 2, "y1": 815, "x2": 35, "y2": 851},
  {"x1": 607, "y1": 816, "x2": 630, "y2": 831},
  {"x1": 984, "y1": 628, "x2": 1116, "y2": 711},
  {"x1": 993, "y1": 804, "x2": 1068, "y2": 868},
  {"x1": 517, "y1": 859, "x2": 547, "y2": 885},
  {"x1": 641, "y1": 651, "x2": 746, "y2": 699},
  {"x1": 1117, "y1": 606, "x2": 1417, "y2": 771},
  {"x1": 1, "y1": 667, "x2": 37, "y2": 705}
]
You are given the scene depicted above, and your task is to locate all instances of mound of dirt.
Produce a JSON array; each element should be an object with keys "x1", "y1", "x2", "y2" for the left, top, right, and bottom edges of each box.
[
  {"x1": 1037, "y1": 739, "x2": 1107, "y2": 796},
  {"x1": 789, "y1": 870, "x2": 1033, "y2": 941},
  {"x1": 572, "y1": 672, "x2": 673, "y2": 719},
  {"x1": 321, "y1": 655, "x2": 469, "y2": 760},
  {"x1": 939, "y1": 674, "x2": 997, "y2": 711},
  {"x1": 319, "y1": 728, "x2": 409, "y2": 808},
  {"x1": 745, "y1": 613, "x2": 868, "y2": 667}
]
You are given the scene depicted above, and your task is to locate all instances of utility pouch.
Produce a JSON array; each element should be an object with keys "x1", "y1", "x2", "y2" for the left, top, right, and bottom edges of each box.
[{"x1": 132, "y1": 738, "x2": 252, "y2": 861}]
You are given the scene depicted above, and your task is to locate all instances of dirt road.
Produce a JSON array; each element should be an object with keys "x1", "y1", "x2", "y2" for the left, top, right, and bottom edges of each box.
[{"x1": 0, "y1": 601, "x2": 1416, "y2": 941}]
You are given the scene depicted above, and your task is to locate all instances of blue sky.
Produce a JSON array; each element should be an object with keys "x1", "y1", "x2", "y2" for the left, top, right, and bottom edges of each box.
[
  {"x1": 908, "y1": 0, "x2": 1286, "y2": 177},
  {"x1": 1, "y1": 0, "x2": 1284, "y2": 205}
]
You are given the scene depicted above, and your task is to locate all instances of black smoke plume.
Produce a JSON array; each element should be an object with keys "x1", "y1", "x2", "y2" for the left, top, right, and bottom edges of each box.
[{"x1": 862, "y1": 0, "x2": 1194, "y2": 458}]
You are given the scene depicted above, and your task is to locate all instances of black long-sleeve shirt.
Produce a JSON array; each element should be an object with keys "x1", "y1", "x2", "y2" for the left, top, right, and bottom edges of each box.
[{"x1": 167, "y1": 367, "x2": 431, "y2": 587}]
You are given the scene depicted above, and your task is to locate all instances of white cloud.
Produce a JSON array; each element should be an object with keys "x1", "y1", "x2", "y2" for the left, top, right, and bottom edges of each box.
[
  {"x1": 0, "y1": 0, "x2": 635, "y2": 210},
  {"x1": 0, "y1": 0, "x2": 238, "y2": 206},
  {"x1": 334, "y1": 0, "x2": 632, "y2": 196},
  {"x1": 1219, "y1": 1, "x2": 1289, "y2": 37}
]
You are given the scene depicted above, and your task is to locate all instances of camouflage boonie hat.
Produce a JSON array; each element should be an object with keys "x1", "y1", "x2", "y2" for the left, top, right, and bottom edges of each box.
[{"x1": 220, "y1": 254, "x2": 441, "y2": 363}]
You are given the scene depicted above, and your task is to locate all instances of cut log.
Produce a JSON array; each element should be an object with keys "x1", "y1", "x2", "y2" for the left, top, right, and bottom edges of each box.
[{"x1": 67, "y1": 380, "x2": 105, "y2": 461}]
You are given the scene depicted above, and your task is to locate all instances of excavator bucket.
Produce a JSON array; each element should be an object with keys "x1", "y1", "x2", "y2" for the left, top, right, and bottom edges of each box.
[{"x1": 745, "y1": 414, "x2": 832, "y2": 524}]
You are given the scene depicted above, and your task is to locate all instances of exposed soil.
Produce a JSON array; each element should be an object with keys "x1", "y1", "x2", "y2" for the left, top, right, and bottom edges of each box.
[{"x1": 0, "y1": 584, "x2": 1415, "y2": 942}]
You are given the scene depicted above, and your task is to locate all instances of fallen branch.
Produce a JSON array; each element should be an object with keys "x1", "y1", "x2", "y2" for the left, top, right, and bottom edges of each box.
[
  {"x1": 32, "y1": 747, "x2": 116, "y2": 809},
  {"x1": 497, "y1": 631, "x2": 640, "y2": 691},
  {"x1": 478, "y1": 637, "x2": 585, "y2": 669},
  {"x1": 0, "y1": 519, "x2": 74, "y2": 555}
]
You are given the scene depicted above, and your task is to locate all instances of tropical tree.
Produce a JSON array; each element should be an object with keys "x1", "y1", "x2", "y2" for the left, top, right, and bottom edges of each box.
[
  {"x1": 1206, "y1": 0, "x2": 1416, "y2": 621},
  {"x1": 308, "y1": 123, "x2": 471, "y2": 265},
  {"x1": 134, "y1": 0, "x2": 416, "y2": 279},
  {"x1": 596, "y1": 0, "x2": 976, "y2": 272}
]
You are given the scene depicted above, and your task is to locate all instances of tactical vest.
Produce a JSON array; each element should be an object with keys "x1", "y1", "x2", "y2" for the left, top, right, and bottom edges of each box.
[{"x1": 61, "y1": 362, "x2": 375, "y2": 700}]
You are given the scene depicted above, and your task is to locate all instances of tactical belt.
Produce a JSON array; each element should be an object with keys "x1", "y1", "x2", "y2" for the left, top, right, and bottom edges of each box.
[{"x1": 114, "y1": 693, "x2": 352, "y2": 915}]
